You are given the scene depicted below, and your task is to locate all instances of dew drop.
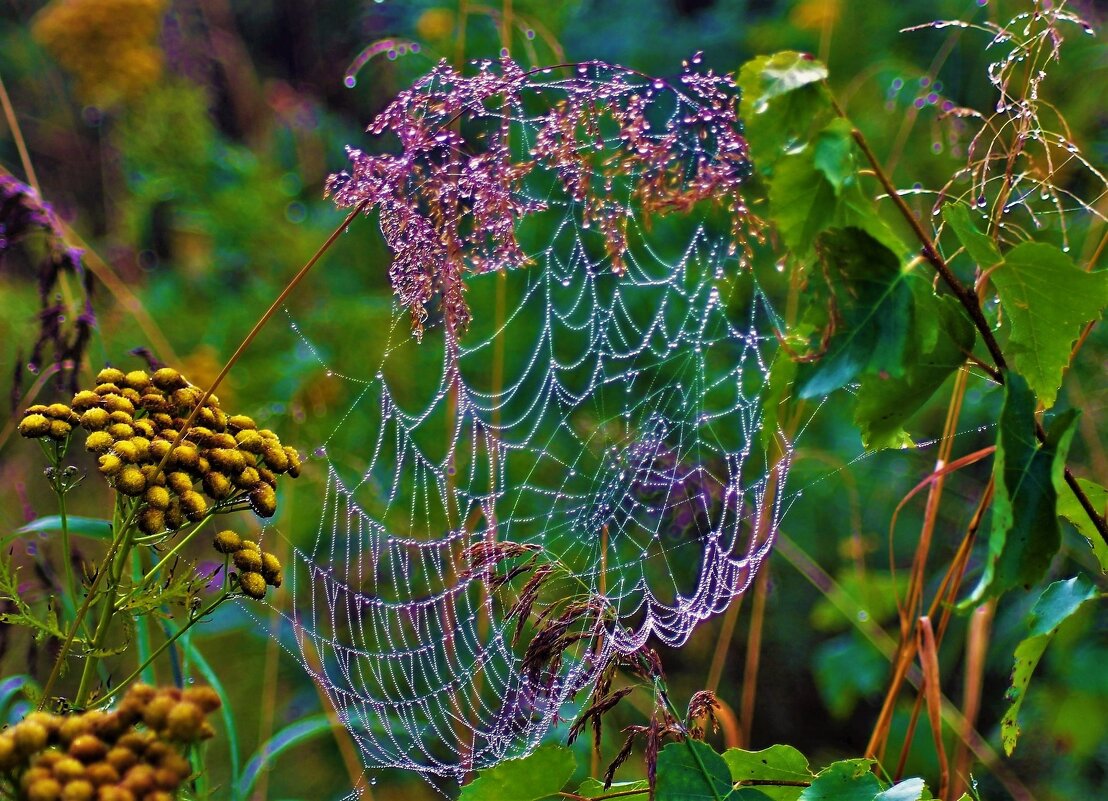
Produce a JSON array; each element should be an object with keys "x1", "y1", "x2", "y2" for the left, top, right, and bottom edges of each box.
[{"x1": 344, "y1": 75, "x2": 357, "y2": 88}]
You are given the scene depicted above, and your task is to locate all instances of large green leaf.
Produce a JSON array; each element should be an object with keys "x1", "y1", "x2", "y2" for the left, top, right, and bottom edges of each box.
[
  {"x1": 797, "y1": 759, "x2": 880, "y2": 801},
  {"x1": 991, "y1": 243, "x2": 1108, "y2": 408},
  {"x1": 724, "y1": 744, "x2": 813, "y2": 801},
  {"x1": 458, "y1": 743, "x2": 576, "y2": 801},
  {"x1": 796, "y1": 228, "x2": 914, "y2": 397},
  {"x1": 854, "y1": 293, "x2": 975, "y2": 449},
  {"x1": 738, "y1": 52, "x2": 831, "y2": 175},
  {"x1": 1002, "y1": 575, "x2": 1101, "y2": 754},
  {"x1": 942, "y1": 203, "x2": 1001, "y2": 269},
  {"x1": 655, "y1": 741, "x2": 734, "y2": 801},
  {"x1": 964, "y1": 373, "x2": 1079, "y2": 604},
  {"x1": 1057, "y1": 478, "x2": 1108, "y2": 572}
]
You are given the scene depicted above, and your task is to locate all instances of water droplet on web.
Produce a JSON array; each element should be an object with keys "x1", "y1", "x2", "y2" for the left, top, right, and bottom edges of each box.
[{"x1": 344, "y1": 76, "x2": 357, "y2": 88}]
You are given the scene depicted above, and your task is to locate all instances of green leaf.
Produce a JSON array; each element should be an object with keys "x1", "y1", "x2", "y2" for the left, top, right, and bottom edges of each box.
[
  {"x1": 964, "y1": 373, "x2": 1079, "y2": 604},
  {"x1": 576, "y1": 778, "x2": 649, "y2": 798},
  {"x1": 797, "y1": 759, "x2": 880, "y2": 801},
  {"x1": 992, "y1": 243, "x2": 1108, "y2": 408},
  {"x1": 768, "y1": 151, "x2": 839, "y2": 256},
  {"x1": 724, "y1": 744, "x2": 813, "y2": 801},
  {"x1": 854, "y1": 293, "x2": 975, "y2": 449},
  {"x1": 459, "y1": 743, "x2": 576, "y2": 801},
  {"x1": 812, "y1": 119, "x2": 856, "y2": 195},
  {"x1": 16, "y1": 515, "x2": 113, "y2": 540},
  {"x1": 876, "y1": 777, "x2": 929, "y2": 801},
  {"x1": 1057, "y1": 478, "x2": 1108, "y2": 572},
  {"x1": 1001, "y1": 575, "x2": 1101, "y2": 755},
  {"x1": 796, "y1": 228, "x2": 914, "y2": 397},
  {"x1": 738, "y1": 52, "x2": 831, "y2": 175},
  {"x1": 942, "y1": 203, "x2": 1001, "y2": 269},
  {"x1": 655, "y1": 741, "x2": 733, "y2": 801}
]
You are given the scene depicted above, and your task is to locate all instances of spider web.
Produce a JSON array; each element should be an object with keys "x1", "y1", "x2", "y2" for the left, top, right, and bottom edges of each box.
[{"x1": 270, "y1": 56, "x2": 796, "y2": 785}]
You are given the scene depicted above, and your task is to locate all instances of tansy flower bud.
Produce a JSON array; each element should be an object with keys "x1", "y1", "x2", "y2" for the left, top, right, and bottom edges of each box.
[
  {"x1": 67, "y1": 734, "x2": 107, "y2": 763},
  {"x1": 212, "y1": 530, "x2": 241, "y2": 554},
  {"x1": 70, "y1": 390, "x2": 101, "y2": 411},
  {"x1": 112, "y1": 440, "x2": 139, "y2": 463},
  {"x1": 151, "y1": 368, "x2": 185, "y2": 391},
  {"x1": 234, "y1": 430, "x2": 264, "y2": 453},
  {"x1": 121, "y1": 763, "x2": 155, "y2": 795},
  {"x1": 130, "y1": 437, "x2": 151, "y2": 461},
  {"x1": 164, "y1": 502, "x2": 185, "y2": 531},
  {"x1": 233, "y1": 549, "x2": 262, "y2": 573},
  {"x1": 169, "y1": 444, "x2": 199, "y2": 470},
  {"x1": 240, "y1": 539, "x2": 260, "y2": 552},
  {"x1": 106, "y1": 423, "x2": 135, "y2": 440},
  {"x1": 48, "y1": 420, "x2": 72, "y2": 440},
  {"x1": 105, "y1": 747, "x2": 136, "y2": 773},
  {"x1": 97, "y1": 454, "x2": 123, "y2": 477},
  {"x1": 138, "y1": 508, "x2": 165, "y2": 536},
  {"x1": 260, "y1": 552, "x2": 282, "y2": 585},
  {"x1": 250, "y1": 484, "x2": 278, "y2": 518},
  {"x1": 101, "y1": 395, "x2": 135, "y2": 416},
  {"x1": 145, "y1": 486, "x2": 170, "y2": 510},
  {"x1": 262, "y1": 444, "x2": 289, "y2": 472},
  {"x1": 108, "y1": 411, "x2": 134, "y2": 426},
  {"x1": 94, "y1": 383, "x2": 121, "y2": 396},
  {"x1": 46, "y1": 402, "x2": 76, "y2": 420},
  {"x1": 115, "y1": 466, "x2": 146, "y2": 496},
  {"x1": 238, "y1": 571, "x2": 267, "y2": 600},
  {"x1": 208, "y1": 433, "x2": 237, "y2": 450},
  {"x1": 141, "y1": 697, "x2": 175, "y2": 732},
  {"x1": 140, "y1": 393, "x2": 169, "y2": 413},
  {"x1": 25, "y1": 777, "x2": 62, "y2": 801},
  {"x1": 18, "y1": 414, "x2": 51, "y2": 438},
  {"x1": 11, "y1": 719, "x2": 49, "y2": 753},
  {"x1": 133, "y1": 419, "x2": 155, "y2": 438},
  {"x1": 139, "y1": 464, "x2": 166, "y2": 487},
  {"x1": 209, "y1": 448, "x2": 244, "y2": 473},
  {"x1": 60, "y1": 779, "x2": 94, "y2": 801},
  {"x1": 123, "y1": 371, "x2": 150, "y2": 391},
  {"x1": 52, "y1": 755, "x2": 85, "y2": 781},
  {"x1": 202, "y1": 471, "x2": 232, "y2": 500},
  {"x1": 121, "y1": 387, "x2": 142, "y2": 405},
  {"x1": 227, "y1": 414, "x2": 256, "y2": 431},
  {"x1": 164, "y1": 702, "x2": 203, "y2": 741},
  {"x1": 233, "y1": 467, "x2": 260, "y2": 489},
  {"x1": 78, "y1": 408, "x2": 109, "y2": 430},
  {"x1": 182, "y1": 686, "x2": 221, "y2": 714},
  {"x1": 0, "y1": 734, "x2": 16, "y2": 770},
  {"x1": 85, "y1": 431, "x2": 114, "y2": 453},
  {"x1": 96, "y1": 368, "x2": 126, "y2": 385},
  {"x1": 84, "y1": 763, "x2": 119, "y2": 786},
  {"x1": 170, "y1": 388, "x2": 201, "y2": 410},
  {"x1": 166, "y1": 472, "x2": 193, "y2": 494},
  {"x1": 179, "y1": 491, "x2": 208, "y2": 520},
  {"x1": 256, "y1": 466, "x2": 277, "y2": 487},
  {"x1": 196, "y1": 407, "x2": 218, "y2": 427}
]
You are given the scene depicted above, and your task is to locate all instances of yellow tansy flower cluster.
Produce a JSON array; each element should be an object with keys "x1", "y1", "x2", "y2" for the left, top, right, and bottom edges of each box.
[
  {"x1": 19, "y1": 367, "x2": 299, "y2": 596},
  {"x1": 0, "y1": 684, "x2": 219, "y2": 801},
  {"x1": 32, "y1": 0, "x2": 167, "y2": 107}
]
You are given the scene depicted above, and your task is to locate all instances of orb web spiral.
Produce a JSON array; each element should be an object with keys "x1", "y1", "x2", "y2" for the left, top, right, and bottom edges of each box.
[{"x1": 275, "y1": 55, "x2": 796, "y2": 783}]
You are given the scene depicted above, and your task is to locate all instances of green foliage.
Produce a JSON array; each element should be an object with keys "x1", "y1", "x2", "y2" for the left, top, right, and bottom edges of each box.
[
  {"x1": 964, "y1": 372, "x2": 1079, "y2": 604},
  {"x1": 1001, "y1": 575, "x2": 1101, "y2": 755},
  {"x1": 991, "y1": 244, "x2": 1108, "y2": 408},
  {"x1": 738, "y1": 51, "x2": 831, "y2": 175},
  {"x1": 794, "y1": 228, "x2": 914, "y2": 397},
  {"x1": 15, "y1": 514, "x2": 113, "y2": 540},
  {"x1": 458, "y1": 743, "x2": 577, "y2": 801},
  {"x1": 724, "y1": 744, "x2": 812, "y2": 801},
  {"x1": 798, "y1": 759, "x2": 880, "y2": 801},
  {"x1": 1057, "y1": 478, "x2": 1108, "y2": 572},
  {"x1": 656, "y1": 741, "x2": 734, "y2": 801},
  {"x1": 853, "y1": 293, "x2": 974, "y2": 449}
]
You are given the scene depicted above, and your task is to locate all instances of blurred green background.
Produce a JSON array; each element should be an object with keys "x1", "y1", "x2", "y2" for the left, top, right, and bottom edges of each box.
[{"x1": 1, "y1": 1, "x2": 1105, "y2": 799}]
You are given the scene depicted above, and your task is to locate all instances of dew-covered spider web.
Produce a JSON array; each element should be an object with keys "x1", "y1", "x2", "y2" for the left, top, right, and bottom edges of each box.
[{"x1": 269, "y1": 55, "x2": 799, "y2": 785}]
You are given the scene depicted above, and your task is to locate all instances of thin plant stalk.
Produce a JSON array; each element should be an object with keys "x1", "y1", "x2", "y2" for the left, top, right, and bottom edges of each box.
[
  {"x1": 39, "y1": 200, "x2": 367, "y2": 708},
  {"x1": 951, "y1": 600, "x2": 994, "y2": 799}
]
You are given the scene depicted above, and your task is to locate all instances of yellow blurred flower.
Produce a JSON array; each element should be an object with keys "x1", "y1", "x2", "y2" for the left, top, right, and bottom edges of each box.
[
  {"x1": 416, "y1": 7, "x2": 455, "y2": 44},
  {"x1": 790, "y1": 0, "x2": 841, "y2": 31},
  {"x1": 32, "y1": 0, "x2": 168, "y2": 107}
]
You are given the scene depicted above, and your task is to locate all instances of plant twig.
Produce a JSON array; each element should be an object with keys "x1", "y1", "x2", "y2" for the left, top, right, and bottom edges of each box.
[{"x1": 829, "y1": 95, "x2": 1108, "y2": 545}]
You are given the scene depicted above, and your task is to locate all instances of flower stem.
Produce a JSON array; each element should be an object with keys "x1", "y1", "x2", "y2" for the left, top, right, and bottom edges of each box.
[{"x1": 88, "y1": 591, "x2": 232, "y2": 710}]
